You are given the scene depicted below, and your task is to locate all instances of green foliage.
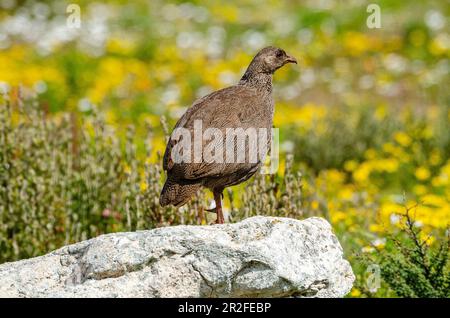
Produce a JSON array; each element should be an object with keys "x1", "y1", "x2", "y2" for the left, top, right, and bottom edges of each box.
[
  {"x1": 231, "y1": 154, "x2": 305, "y2": 220},
  {"x1": 371, "y1": 206, "x2": 449, "y2": 298},
  {"x1": 0, "y1": 97, "x2": 207, "y2": 263},
  {"x1": 291, "y1": 106, "x2": 398, "y2": 172}
]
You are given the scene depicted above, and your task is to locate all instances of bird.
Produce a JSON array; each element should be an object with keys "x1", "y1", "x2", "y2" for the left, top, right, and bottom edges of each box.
[{"x1": 159, "y1": 46, "x2": 297, "y2": 224}]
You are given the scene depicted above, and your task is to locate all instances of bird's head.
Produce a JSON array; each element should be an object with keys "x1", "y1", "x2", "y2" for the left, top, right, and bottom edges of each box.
[{"x1": 251, "y1": 46, "x2": 297, "y2": 74}]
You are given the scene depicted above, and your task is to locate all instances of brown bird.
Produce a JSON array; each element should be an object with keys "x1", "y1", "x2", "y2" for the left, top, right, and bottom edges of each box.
[{"x1": 160, "y1": 46, "x2": 297, "y2": 223}]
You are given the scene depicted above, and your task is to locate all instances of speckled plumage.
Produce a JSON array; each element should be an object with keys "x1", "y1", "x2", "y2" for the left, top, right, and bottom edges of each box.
[{"x1": 160, "y1": 47, "x2": 297, "y2": 223}]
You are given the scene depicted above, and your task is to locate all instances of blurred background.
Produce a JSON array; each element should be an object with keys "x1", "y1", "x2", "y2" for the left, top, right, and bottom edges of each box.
[{"x1": 0, "y1": 0, "x2": 449, "y2": 297}]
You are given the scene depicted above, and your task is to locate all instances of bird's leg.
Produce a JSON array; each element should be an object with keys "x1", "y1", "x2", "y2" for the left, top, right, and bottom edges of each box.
[
  {"x1": 213, "y1": 190, "x2": 225, "y2": 224},
  {"x1": 206, "y1": 191, "x2": 224, "y2": 213}
]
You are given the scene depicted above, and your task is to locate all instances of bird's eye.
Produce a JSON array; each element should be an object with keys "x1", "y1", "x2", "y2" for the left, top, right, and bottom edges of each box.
[{"x1": 276, "y1": 50, "x2": 284, "y2": 58}]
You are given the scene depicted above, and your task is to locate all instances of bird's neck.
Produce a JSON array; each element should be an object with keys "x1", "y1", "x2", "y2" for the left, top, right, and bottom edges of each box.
[{"x1": 239, "y1": 64, "x2": 273, "y2": 93}]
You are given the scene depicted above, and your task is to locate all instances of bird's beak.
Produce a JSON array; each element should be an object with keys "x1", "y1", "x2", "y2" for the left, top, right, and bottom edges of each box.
[{"x1": 285, "y1": 54, "x2": 298, "y2": 64}]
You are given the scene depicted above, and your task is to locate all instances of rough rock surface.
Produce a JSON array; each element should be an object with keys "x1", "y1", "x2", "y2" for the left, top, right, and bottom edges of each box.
[{"x1": 0, "y1": 216, "x2": 354, "y2": 298}]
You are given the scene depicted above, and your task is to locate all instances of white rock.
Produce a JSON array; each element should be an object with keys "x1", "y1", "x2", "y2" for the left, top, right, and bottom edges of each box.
[{"x1": 0, "y1": 216, "x2": 354, "y2": 298}]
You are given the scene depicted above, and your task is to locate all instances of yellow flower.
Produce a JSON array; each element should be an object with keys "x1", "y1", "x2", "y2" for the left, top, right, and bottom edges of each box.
[
  {"x1": 105, "y1": 110, "x2": 116, "y2": 124},
  {"x1": 344, "y1": 32, "x2": 371, "y2": 56},
  {"x1": 274, "y1": 103, "x2": 326, "y2": 128},
  {"x1": 394, "y1": 132, "x2": 412, "y2": 147},
  {"x1": 419, "y1": 232, "x2": 435, "y2": 246},
  {"x1": 429, "y1": 150, "x2": 441, "y2": 166},
  {"x1": 339, "y1": 187, "x2": 354, "y2": 201},
  {"x1": 384, "y1": 158, "x2": 399, "y2": 172},
  {"x1": 415, "y1": 167, "x2": 431, "y2": 181},
  {"x1": 413, "y1": 184, "x2": 428, "y2": 196},
  {"x1": 123, "y1": 164, "x2": 131, "y2": 175},
  {"x1": 428, "y1": 34, "x2": 449, "y2": 56},
  {"x1": 421, "y1": 194, "x2": 446, "y2": 207},
  {"x1": 344, "y1": 160, "x2": 358, "y2": 172},
  {"x1": 380, "y1": 202, "x2": 403, "y2": 219},
  {"x1": 350, "y1": 288, "x2": 361, "y2": 297},
  {"x1": 140, "y1": 181, "x2": 148, "y2": 192},
  {"x1": 373, "y1": 158, "x2": 399, "y2": 173},
  {"x1": 330, "y1": 211, "x2": 346, "y2": 223},
  {"x1": 442, "y1": 161, "x2": 450, "y2": 176},
  {"x1": 422, "y1": 127, "x2": 434, "y2": 139},
  {"x1": 369, "y1": 224, "x2": 384, "y2": 233},
  {"x1": 432, "y1": 175, "x2": 448, "y2": 187},
  {"x1": 311, "y1": 200, "x2": 320, "y2": 210},
  {"x1": 324, "y1": 169, "x2": 346, "y2": 185},
  {"x1": 374, "y1": 104, "x2": 387, "y2": 120},
  {"x1": 145, "y1": 156, "x2": 153, "y2": 165},
  {"x1": 382, "y1": 143, "x2": 403, "y2": 157},
  {"x1": 353, "y1": 163, "x2": 372, "y2": 184},
  {"x1": 364, "y1": 148, "x2": 377, "y2": 160}
]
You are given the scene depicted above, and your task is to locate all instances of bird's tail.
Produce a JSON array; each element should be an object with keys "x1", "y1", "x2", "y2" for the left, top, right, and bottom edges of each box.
[{"x1": 159, "y1": 176, "x2": 202, "y2": 207}]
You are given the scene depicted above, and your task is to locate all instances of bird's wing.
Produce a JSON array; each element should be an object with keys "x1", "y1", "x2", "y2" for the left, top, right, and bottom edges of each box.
[{"x1": 163, "y1": 85, "x2": 268, "y2": 180}]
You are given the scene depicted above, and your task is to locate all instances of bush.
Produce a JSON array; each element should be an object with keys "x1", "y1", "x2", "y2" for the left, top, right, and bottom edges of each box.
[
  {"x1": 0, "y1": 96, "x2": 208, "y2": 262},
  {"x1": 363, "y1": 204, "x2": 449, "y2": 298}
]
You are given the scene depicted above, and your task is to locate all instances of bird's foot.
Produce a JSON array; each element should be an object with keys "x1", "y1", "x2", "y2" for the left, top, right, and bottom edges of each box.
[{"x1": 215, "y1": 217, "x2": 224, "y2": 224}]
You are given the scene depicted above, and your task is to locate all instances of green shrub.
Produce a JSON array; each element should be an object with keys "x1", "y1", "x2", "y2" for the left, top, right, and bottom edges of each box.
[
  {"x1": 362, "y1": 205, "x2": 449, "y2": 298},
  {"x1": 0, "y1": 96, "x2": 207, "y2": 262}
]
